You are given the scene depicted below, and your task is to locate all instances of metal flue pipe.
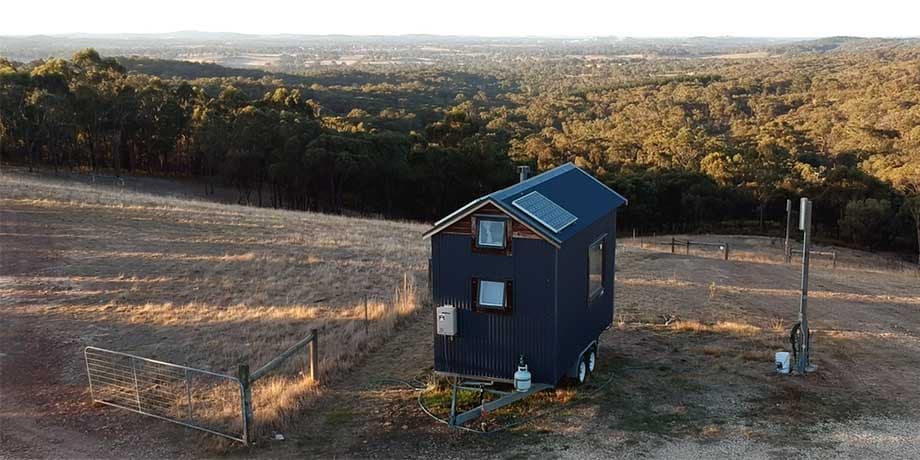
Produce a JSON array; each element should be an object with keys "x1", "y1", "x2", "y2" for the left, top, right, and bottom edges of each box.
[{"x1": 518, "y1": 166, "x2": 531, "y2": 183}]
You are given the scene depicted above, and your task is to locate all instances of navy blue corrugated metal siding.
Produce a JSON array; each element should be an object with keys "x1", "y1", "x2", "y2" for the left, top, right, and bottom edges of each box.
[
  {"x1": 432, "y1": 234, "x2": 558, "y2": 383},
  {"x1": 554, "y1": 211, "x2": 617, "y2": 376}
]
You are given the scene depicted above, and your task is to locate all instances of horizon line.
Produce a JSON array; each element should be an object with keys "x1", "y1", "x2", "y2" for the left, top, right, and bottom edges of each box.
[{"x1": 3, "y1": 31, "x2": 919, "y2": 40}]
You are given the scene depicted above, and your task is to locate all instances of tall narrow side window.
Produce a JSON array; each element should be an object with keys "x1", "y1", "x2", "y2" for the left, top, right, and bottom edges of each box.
[{"x1": 588, "y1": 236, "x2": 606, "y2": 303}]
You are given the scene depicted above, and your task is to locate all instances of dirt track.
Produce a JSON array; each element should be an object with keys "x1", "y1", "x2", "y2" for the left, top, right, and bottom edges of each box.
[{"x1": 1, "y1": 202, "x2": 191, "y2": 459}]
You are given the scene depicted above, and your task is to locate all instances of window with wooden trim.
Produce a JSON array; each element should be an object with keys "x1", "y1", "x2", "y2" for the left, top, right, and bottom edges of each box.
[
  {"x1": 588, "y1": 235, "x2": 606, "y2": 303},
  {"x1": 476, "y1": 217, "x2": 507, "y2": 248},
  {"x1": 471, "y1": 215, "x2": 511, "y2": 255},
  {"x1": 472, "y1": 278, "x2": 513, "y2": 313}
]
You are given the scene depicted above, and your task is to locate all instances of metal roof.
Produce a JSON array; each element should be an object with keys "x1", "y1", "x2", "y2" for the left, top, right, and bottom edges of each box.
[{"x1": 423, "y1": 163, "x2": 627, "y2": 246}]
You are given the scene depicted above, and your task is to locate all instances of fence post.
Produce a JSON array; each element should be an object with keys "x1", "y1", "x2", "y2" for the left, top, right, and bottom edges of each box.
[
  {"x1": 364, "y1": 295, "x2": 369, "y2": 336},
  {"x1": 784, "y1": 199, "x2": 793, "y2": 264},
  {"x1": 671, "y1": 237, "x2": 675, "y2": 254},
  {"x1": 309, "y1": 328, "x2": 319, "y2": 382},
  {"x1": 686, "y1": 239, "x2": 690, "y2": 255},
  {"x1": 832, "y1": 251, "x2": 837, "y2": 269},
  {"x1": 238, "y1": 364, "x2": 252, "y2": 445},
  {"x1": 724, "y1": 244, "x2": 730, "y2": 261}
]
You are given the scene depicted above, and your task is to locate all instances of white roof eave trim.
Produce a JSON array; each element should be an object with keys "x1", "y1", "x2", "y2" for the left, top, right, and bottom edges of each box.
[{"x1": 422, "y1": 198, "x2": 561, "y2": 248}]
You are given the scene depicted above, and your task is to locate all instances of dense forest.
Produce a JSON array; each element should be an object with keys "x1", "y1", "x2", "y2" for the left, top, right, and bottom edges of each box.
[{"x1": 1, "y1": 40, "x2": 918, "y2": 262}]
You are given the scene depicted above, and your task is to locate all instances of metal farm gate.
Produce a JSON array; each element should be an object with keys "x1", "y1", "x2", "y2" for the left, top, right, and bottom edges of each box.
[
  {"x1": 84, "y1": 330, "x2": 318, "y2": 444},
  {"x1": 84, "y1": 347, "x2": 247, "y2": 443}
]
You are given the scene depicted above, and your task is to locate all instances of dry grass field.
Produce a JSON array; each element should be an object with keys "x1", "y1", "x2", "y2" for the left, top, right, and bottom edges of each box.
[
  {"x1": 2, "y1": 170, "x2": 920, "y2": 459},
  {"x1": 0, "y1": 171, "x2": 427, "y2": 457}
]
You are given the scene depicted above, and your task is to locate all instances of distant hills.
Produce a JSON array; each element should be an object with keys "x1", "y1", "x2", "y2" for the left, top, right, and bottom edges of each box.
[{"x1": 2, "y1": 32, "x2": 917, "y2": 69}]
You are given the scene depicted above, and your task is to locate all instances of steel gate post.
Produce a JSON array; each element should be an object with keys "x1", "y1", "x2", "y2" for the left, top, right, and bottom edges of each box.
[{"x1": 84, "y1": 348, "x2": 96, "y2": 403}]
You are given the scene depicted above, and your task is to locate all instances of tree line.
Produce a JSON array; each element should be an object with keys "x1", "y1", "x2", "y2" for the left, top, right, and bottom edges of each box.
[
  {"x1": 0, "y1": 48, "x2": 918, "y2": 262},
  {"x1": 0, "y1": 50, "x2": 515, "y2": 219}
]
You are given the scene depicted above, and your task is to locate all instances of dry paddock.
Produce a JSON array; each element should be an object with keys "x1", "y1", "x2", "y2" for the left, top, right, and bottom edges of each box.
[
  {"x1": 0, "y1": 171, "x2": 427, "y2": 457},
  {"x1": 307, "y1": 237, "x2": 920, "y2": 459},
  {"x1": 2, "y1": 170, "x2": 920, "y2": 459}
]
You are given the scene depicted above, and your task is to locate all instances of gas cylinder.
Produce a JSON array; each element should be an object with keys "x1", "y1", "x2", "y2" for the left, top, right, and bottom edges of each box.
[{"x1": 514, "y1": 355, "x2": 531, "y2": 392}]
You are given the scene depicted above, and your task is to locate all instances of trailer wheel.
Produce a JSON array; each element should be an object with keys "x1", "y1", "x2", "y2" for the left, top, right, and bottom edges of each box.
[
  {"x1": 575, "y1": 359, "x2": 588, "y2": 385},
  {"x1": 586, "y1": 347, "x2": 597, "y2": 374}
]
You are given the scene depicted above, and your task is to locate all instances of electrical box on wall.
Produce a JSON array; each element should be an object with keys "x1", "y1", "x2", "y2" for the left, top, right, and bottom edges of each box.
[{"x1": 437, "y1": 305, "x2": 457, "y2": 336}]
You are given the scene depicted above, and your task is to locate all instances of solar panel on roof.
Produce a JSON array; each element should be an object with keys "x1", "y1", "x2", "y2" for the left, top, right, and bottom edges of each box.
[{"x1": 512, "y1": 191, "x2": 577, "y2": 233}]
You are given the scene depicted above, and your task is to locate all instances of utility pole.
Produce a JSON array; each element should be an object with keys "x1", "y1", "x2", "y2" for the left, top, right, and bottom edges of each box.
[
  {"x1": 796, "y1": 197, "x2": 817, "y2": 375},
  {"x1": 784, "y1": 199, "x2": 793, "y2": 263}
]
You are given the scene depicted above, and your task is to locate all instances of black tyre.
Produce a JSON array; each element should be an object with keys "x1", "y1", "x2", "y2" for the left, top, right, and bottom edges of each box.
[
  {"x1": 575, "y1": 358, "x2": 588, "y2": 385},
  {"x1": 586, "y1": 347, "x2": 597, "y2": 374}
]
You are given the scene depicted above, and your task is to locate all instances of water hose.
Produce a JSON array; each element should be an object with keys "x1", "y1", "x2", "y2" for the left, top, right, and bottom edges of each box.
[{"x1": 790, "y1": 321, "x2": 801, "y2": 364}]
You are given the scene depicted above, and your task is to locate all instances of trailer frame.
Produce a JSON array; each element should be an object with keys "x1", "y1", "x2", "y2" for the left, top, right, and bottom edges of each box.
[{"x1": 446, "y1": 377, "x2": 554, "y2": 427}]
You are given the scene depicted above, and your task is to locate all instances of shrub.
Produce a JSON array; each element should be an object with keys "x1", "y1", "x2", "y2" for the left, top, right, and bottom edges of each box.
[{"x1": 839, "y1": 198, "x2": 893, "y2": 249}]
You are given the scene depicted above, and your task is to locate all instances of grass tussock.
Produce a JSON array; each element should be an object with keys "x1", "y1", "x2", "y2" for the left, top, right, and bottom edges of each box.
[
  {"x1": 250, "y1": 276, "x2": 420, "y2": 436},
  {"x1": 770, "y1": 318, "x2": 786, "y2": 334},
  {"x1": 701, "y1": 424, "x2": 722, "y2": 438},
  {"x1": 668, "y1": 320, "x2": 762, "y2": 336}
]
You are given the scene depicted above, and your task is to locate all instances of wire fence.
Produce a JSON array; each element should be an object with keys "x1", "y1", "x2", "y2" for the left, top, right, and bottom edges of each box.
[
  {"x1": 790, "y1": 248, "x2": 837, "y2": 268},
  {"x1": 634, "y1": 236, "x2": 731, "y2": 260},
  {"x1": 626, "y1": 232, "x2": 918, "y2": 274}
]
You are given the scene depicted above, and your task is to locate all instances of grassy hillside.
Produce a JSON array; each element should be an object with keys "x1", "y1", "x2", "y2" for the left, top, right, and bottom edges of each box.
[{"x1": 0, "y1": 171, "x2": 428, "y2": 444}]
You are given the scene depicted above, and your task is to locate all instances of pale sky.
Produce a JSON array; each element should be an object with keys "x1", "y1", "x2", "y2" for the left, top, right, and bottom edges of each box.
[{"x1": 3, "y1": 0, "x2": 918, "y2": 37}]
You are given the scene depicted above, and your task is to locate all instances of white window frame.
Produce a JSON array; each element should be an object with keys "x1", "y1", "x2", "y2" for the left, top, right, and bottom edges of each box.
[
  {"x1": 475, "y1": 217, "x2": 507, "y2": 249},
  {"x1": 588, "y1": 234, "x2": 606, "y2": 303},
  {"x1": 478, "y1": 280, "x2": 506, "y2": 308}
]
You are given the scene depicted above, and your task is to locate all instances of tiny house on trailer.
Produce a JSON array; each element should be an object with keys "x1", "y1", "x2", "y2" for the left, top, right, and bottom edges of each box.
[{"x1": 423, "y1": 163, "x2": 628, "y2": 390}]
